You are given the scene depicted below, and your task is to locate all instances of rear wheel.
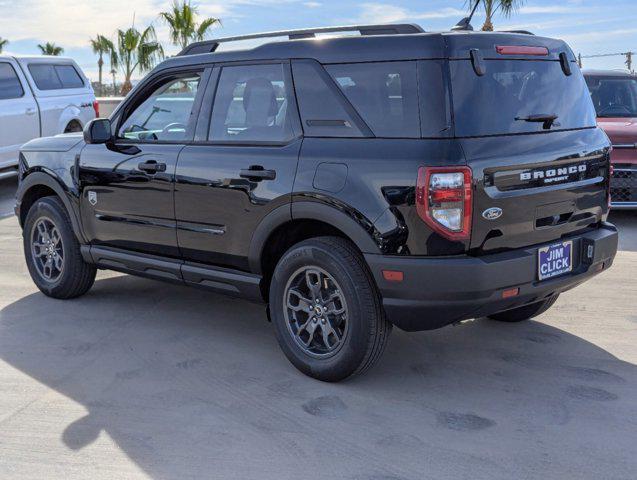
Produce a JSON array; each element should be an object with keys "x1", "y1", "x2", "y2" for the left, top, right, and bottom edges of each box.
[
  {"x1": 269, "y1": 236, "x2": 391, "y2": 382},
  {"x1": 23, "y1": 196, "x2": 96, "y2": 299},
  {"x1": 488, "y1": 295, "x2": 559, "y2": 323}
]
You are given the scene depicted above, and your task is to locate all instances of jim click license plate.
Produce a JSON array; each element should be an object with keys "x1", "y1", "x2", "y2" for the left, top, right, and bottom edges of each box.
[{"x1": 538, "y1": 240, "x2": 573, "y2": 281}]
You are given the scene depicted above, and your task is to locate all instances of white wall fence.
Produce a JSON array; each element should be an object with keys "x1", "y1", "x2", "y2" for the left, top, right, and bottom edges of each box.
[{"x1": 96, "y1": 97, "x2": 125, "y2": 118}]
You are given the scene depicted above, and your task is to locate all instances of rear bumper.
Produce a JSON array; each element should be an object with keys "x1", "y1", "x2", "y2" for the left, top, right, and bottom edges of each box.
[{"x1": 365, "y1": 223, "x2": 618, "y2": 332}]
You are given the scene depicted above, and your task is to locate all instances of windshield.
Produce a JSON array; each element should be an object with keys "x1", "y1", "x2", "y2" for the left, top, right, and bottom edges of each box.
[
  {"x1": 585, "y1": 76, "x2": 637, "y2": 118},
  {"x1": 450, "y1": 59, "x2": 596, "y2": 137}
]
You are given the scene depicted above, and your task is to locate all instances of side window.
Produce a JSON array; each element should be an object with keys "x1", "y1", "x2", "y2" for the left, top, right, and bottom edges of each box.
[
  {"x1": 209, "y1": 64, "x2": 294, "y2": 142},
  {"x1": 0, "y1": 63, "x2": 24, "y2": 100},
  {"x1": 292, "y1": 60, "x2": 365, "y2": 138},
  {"x1": 325, "y1": 61, "x2": 420, "y2": 138},
  {"x1": 28, "y1": 64, "x2": 63, "y2": 90},
  {"x1": 118, "y1": 74, "x2": 201, "y2": 142},
  {"x1": 55, "y1": 65, "x2": 84, "y2": 88}
]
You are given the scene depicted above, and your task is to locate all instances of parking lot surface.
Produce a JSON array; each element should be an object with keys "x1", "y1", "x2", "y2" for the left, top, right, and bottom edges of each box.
[{"x1": 0, "y1": 177, "x2": 635, "y2": 480}]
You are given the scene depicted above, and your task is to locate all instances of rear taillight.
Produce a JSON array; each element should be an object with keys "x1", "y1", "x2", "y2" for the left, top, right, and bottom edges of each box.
[
  {"x1": 416, "y1": 166, "x2": 472, "y2": 241},
  {"x1": 92, "y1": 100, "x2": 100, "y2": 118}
]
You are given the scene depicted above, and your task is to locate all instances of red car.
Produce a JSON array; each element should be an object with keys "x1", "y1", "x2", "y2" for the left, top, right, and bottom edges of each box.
[{"x1": 584, "y1": 70, "x2": 637, "y2": 209}]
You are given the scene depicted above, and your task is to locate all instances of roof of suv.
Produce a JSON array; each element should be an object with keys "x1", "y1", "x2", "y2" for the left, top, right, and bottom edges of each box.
[
  {"x1": 582, "y1": 69, "x2": 636, "y2": 78},
  {"x1": 156, "y1": 28, "x2": 574, "y2": 72}
]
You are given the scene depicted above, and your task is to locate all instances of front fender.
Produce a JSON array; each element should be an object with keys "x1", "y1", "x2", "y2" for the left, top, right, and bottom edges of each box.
[{"x1": 15, "y1": 171, "x2": 86, "y2": 243}]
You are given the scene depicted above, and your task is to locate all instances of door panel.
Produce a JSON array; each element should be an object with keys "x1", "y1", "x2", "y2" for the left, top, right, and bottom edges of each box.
[
  {"x1": 78, "y1": 70, "x2": 206, "y2": 257},
  {"x1": 175, "y1": 62, "x2": 302, "y2": 271},
  {"x1": 79, "y1": 143, "x2": 182, "y2": 257},
  {"x1": 0, "y1": 61, "x2": 39, "y2": 169},
  {"x1": 175, "y1": 141, "x2": 301, "y2": 270}
]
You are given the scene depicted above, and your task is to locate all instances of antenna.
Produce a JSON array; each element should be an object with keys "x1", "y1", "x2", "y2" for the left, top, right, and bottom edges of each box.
[{"x1": 452, "y1": 0, "x2": 481, "y2": 31}]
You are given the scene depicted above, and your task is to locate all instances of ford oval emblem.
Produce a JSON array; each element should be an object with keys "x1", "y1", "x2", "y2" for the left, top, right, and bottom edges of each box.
[{"x1": 482, "y1": 207, "x2": 503, "y2": 220}]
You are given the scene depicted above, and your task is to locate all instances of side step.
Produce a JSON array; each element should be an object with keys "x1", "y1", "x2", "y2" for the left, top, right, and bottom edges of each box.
[{"x1": 84, "y1": 246, "x2": 263, "y2": 302}]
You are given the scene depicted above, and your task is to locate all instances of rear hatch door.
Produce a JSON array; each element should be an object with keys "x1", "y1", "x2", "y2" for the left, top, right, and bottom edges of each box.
[{"x1": 446, "y1": 34, "x2": 610, "y2": 252}]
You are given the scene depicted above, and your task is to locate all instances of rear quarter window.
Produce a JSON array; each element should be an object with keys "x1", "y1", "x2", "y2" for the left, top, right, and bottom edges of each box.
[
  {"x1": 326, "y1": 61, "x2": 420, "y2": 138},
  {"x1": 450, "y1": 59, "x2": 596, "y2": 137},
  {"x1": 28, "y1": 63, "x2": 84, "y2": 90}
]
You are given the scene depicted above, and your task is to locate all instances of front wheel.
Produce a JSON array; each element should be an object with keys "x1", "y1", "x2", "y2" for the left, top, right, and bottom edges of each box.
[
  {"x1": 23, "y1": 196, "x2": 96, "y2": 299},
  {"x1": 269, "y1": 236, "x2": 391, "y2": 382},
  {"x1": 488, "y1": 295, "x2": 559, "y2": 323}
]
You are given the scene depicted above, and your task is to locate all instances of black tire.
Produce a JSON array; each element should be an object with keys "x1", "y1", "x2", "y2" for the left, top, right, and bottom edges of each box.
[
  {"x1": 64, "y1": 121, "x2": 83, "y2": 133},
  {"x1": 23, "y1": 196, "x2": 96, "y2": 299},
  {"x1": 488, "y1": 295, "x2": 559, "y2": 323},
  {"x1": 269, "y1": 236, "x2": 391, "y2": 382}
]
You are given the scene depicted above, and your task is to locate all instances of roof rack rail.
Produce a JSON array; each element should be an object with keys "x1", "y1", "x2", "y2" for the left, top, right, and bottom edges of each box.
[
  {"x1": 499, "y1": 30, "x2": 535, "y2": 35},
  {"x1": 178, "y1": 23, "x2": 425, "y2": 56}
]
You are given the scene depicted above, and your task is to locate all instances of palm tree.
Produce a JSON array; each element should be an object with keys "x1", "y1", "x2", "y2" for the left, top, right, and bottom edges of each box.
[
  {"x1": 0, "y1": 38, "x2": 8, "y2": 54},
  {"x1": 90, "y1": 34, "x2": 118, "y2": 95},
  {"x1": 116, "y1": 25, "x2": 164, "y2": 94},
  {"x1": 159, "y1": 0, "x2": 221, "y2": 50},
  {"x1": 468, "y1": 0, "x2": 525, "y2": 31},
  {"x1": 37, "y1": 42, "x2": 64, "y2": 56}
]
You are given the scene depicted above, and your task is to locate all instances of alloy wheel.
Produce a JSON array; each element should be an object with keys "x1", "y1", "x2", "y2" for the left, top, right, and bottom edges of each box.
[
  {"x1": 283, "y1": 266, "x2": 349, "y2": 358},
  {"x1": 30, "y1": 217, "x2": 64, "y2": 282}
]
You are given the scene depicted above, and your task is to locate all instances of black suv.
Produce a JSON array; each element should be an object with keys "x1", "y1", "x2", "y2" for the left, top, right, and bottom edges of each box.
[{"x1": 16, "y1": 24, "x2": 618, "y2": 381}]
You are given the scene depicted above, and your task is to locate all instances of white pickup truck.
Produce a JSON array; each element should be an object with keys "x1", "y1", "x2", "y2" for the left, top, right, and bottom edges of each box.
[{"x1": 0, "y1": 55, "x2": 96, "y2": 179}]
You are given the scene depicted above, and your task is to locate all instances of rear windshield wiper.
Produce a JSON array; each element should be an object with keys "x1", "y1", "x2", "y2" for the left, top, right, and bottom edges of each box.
[{"x1": 515, "y1": 114, "x2": 559, "y2": 130}]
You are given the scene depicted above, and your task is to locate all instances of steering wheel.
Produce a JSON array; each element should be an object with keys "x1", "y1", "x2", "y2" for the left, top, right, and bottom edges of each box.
[
  {"x1": 162, "y1": 122, "x2": 188, "y2": 134},
  {"x1": 598, "y1": 104, "x2": 631, "y2": 116}
]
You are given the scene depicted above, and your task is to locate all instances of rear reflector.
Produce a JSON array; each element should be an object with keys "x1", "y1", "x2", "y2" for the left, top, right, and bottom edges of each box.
[
  {"x1": 92, "y1": 100, "x2": 100, "y2": 118},
  {"x1": 496, "y1": 45, "x2": 549, "y2": 56},
  {"x1": 502, "y1": 288, "x2": 520, "y2": 299},
  {"x1": 382, "y1": 270, "x2": 404, "y2": 282}
]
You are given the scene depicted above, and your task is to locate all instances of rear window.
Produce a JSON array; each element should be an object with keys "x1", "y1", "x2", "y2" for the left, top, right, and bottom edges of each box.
[
  {"x1": 326, "y1": 61, "x2": 420, "y2": 138},
  {"x1": 0, "y1": 63, "x2": 24, "y2": 99},
  {"x1": 585, "y1": 75, "x2": 637, "y2": 118},
  {"x1": 28, "y1": 64, "x2": 84, "y2": 90},
  {"x1": 450, "y1": 60, "x2": 596, "y2": 137}
]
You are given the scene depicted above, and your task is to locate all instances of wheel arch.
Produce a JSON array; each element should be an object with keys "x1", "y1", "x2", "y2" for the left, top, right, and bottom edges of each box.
[
  {"x1": 57, "y1": 105, "x2": 83, "y2": 134},
  {"x1": 16, "y1": 172, "x2": 85, "y2": 243},
  {"x1": 249, "y1": 201, "x2": 381, "y2": 295}
]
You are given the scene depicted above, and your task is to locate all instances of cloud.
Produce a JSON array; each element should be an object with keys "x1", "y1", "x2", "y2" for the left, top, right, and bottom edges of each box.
[
  {"x1": 304, "y1": 1, "x2": 322, "y2": 7},
  {"x1": 355, "y1": 3, "x2": 465, "y2": 24},
  {"x1": 0, "y1": 0, "x2": 229, "y2": 49}
]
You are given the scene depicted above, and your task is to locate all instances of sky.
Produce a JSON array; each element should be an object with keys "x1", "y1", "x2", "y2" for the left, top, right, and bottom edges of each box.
[{"x1": 0, "y1": 0, "x2": 635, "y2": 83}]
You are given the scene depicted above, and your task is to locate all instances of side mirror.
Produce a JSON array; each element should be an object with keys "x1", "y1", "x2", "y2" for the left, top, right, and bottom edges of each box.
[{"x1": 84, "y1": 118, "x2": 112, "y2": 144}]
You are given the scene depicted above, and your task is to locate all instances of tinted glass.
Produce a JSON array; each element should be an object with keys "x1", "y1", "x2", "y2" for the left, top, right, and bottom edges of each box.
[
  {"x1": 451, "y1": 60, "x2": 596, "y2": 137},
  {"x1": 28, "y1": 64, "x2": 63, "y2": 90},
  {"x1": 326, "y1": 62, "x2": 420, "y2": 138},
  {"x1": 0, "y1": 63, "x2": 24, "y2": 99},
  {"x1": 55, "y1": 65, "x2": 84, "y2": 88},
  {"x1": 209, "y1": 64, "x2": 293, "y2": 142},
  {"x1": 585, "y1": 76, "x2": 637, "y2": 118},
  {"x1": 118, "y1": 74, "x2": 201, "y2": 142},
  {"x1": 418, "y1": 60, "x2": 452, "y2": 137},
  {"x1": 292, "y1": 60, "x2": 364, "y2": 138}
]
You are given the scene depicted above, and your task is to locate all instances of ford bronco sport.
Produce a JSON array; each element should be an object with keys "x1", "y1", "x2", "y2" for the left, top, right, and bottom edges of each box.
[{"x1": 15, "y1": 23, "x2": 618, "y2": 381}]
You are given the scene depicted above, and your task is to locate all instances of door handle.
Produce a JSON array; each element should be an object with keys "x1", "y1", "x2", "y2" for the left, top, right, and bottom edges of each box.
[
  {"x1": 138, "y1": 160, "x2": 166, "y2": 174},
  {"x1": 25, "y1": 108, "x2": 36, "y2": 116},
  {"x1": 239, "y1": 166, "x2": 276, "y2": 181}
]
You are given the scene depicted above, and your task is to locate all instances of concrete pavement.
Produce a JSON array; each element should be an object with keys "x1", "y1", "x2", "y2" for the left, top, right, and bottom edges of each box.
[{"x1": 0, "y1": 178, "x2": 635, "y2": 480}]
